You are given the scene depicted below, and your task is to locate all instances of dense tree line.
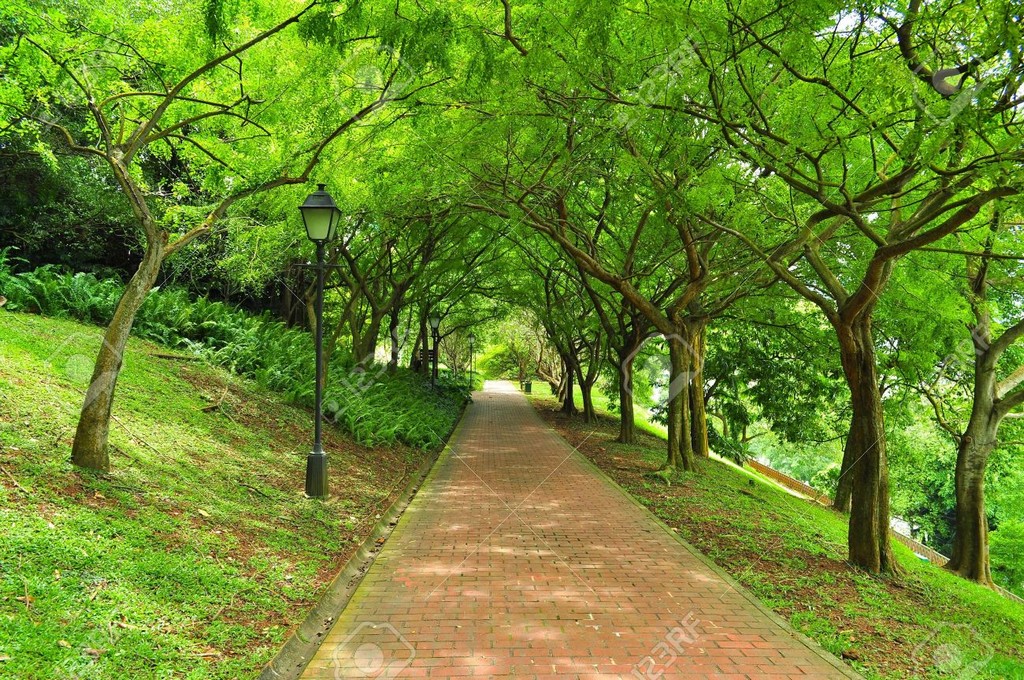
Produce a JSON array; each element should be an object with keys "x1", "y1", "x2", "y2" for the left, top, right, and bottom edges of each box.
[{"x1": 1, "y1": 0, "x2": 1022, "y2": 591}]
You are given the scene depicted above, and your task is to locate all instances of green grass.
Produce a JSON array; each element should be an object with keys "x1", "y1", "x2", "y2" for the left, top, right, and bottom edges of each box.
[
  {"x1": 0, "y1": 311, "x2": 434, "y2": 678},
  {"x1": 529, "y1": 392, "x2": 1024, "y2": 680},
  {"x1": 0, "y1": 259, "x2": 468, "y2": 451}
]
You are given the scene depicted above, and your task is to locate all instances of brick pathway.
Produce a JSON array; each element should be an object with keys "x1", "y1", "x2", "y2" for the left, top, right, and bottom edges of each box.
[{"x1": 302, "y1": 382, "x2": 858, "y2": 679}]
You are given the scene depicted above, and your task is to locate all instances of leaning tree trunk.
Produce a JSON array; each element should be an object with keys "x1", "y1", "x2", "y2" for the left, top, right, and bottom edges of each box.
[
  {"x1": 837, "y1": 319, "x2": 899, "y2": 575},
  {"x1": 946, "y1": 360, "x2": 1000, "y2": 585},
  {"x1": 665, "y1": 335, "x2": 696, "y2": 472},
  {"x1": 71, "y1": 243, "x2": 164, "y2": 471},
  {"x1": 617, "y1": 349, "x2": 637, "y2": 444}
]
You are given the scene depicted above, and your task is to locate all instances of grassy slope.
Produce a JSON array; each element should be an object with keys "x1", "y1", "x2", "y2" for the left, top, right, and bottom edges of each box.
[
  {"x1": 0, "y1": 312, "x2": 429, "y2": 679},
  {"x1": 528, "y1": 392, "x2": 1024, "y2": 680}
]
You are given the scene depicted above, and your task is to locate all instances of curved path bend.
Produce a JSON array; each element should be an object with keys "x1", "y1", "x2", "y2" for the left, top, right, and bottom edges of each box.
[{"x1": 302, "y1": 381, "x2": 859, "y2": 679}]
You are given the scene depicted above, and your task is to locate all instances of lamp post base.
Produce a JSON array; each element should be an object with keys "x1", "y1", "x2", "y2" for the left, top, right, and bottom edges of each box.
[{"x1": 305, "y1": 452, "x2": 328, "y2": 498}]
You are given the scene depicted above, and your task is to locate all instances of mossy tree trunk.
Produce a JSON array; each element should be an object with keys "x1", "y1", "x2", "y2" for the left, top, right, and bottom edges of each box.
[
  {"x1": 836, "y1": 317, "x2": 899, "y2": 575},
  {"x1": 71, "y1": 239, "x2": 164, "y2": 471},
  {"x1": 617, "y1": 348, "x2": 637, "y2": 444},
  {"x1": 665, "y1": 333, "x2": 697, "y2": 472}
]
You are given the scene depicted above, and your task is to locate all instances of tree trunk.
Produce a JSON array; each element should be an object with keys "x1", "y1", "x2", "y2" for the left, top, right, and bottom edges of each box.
[
  {"x1": 946, "y1": 433, "x2": 996, "y2": 585},
  {"x1": 304, "y1": 285, "x2": 317, "y2": 334},
  {"x1": 618, "y1": 350, "x2": 636, "y2": 444},
  {"x1": 688, "y1": 321, "x2": 709, "y2": 458},
  {"x1": 579, "y1": 373, "x2": 596, "y2": 423},
  {"x1": 387, "y1": 307, "x2": 401, "y2": 372},
  {"x1": 561, "y1": 358, "x2": 577, "y2": 415},
  {"x1": 946, "y1": 356, "x2": 1000, "y2": 585},
  {"x1": 836, "y1": 318, "x2": 898, "y2": 575},
  {"x1": 352, "y1": 316, "x2": 381, "y2": 365},
  {"x1": 665, "y1": 335, "x2": 696, "y2": 472},
  {"x1": 71, "y1": 243, "x2": 164, "y2": 471},
  {"x1": 410, "y1": 320, "x2": 429, "y2": 374},
  {"x1": 278, "y1": 265, "x2": 307, "y2": 327},
  {"x1": 832, "y1": 435, "x2": 855, "y2": 513},
  {"x1": 409, "y1": 332, "x2": 422, "y2": 372},
  {"x1": 580, "y1": 385, "x2": 595, "y2": 422}
]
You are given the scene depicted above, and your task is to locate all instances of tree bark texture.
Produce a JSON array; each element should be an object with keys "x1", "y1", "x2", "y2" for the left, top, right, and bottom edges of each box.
[
  {"x1": 836, "y1": 318, "x2": 898, "y2": 574},
  {"x1": 72, "y1": 242, "x2": 164, "y2": 471},
  {"x1": 617, "y1": 349, "x2": 636, "y2": 444},
  {"x1": 666, "y1": 334, "x2": 697, "y2": 472}
]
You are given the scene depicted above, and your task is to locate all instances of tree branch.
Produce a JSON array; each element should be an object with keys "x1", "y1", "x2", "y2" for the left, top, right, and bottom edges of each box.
[{"x1": 123, "y1": 1, "x2": 319, "y2": 161}]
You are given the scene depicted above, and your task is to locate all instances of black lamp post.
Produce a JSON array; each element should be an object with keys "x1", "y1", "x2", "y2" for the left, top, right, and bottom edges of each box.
[
  {"x1": 468, "y1": 332, "x2": 476, "y2": 389},
  {"x1": 298, "y1": 183, "x2": 341, "y2": 499},
  {"x1": 428, "y1": 314, "x2": 441, "y2": 387}
]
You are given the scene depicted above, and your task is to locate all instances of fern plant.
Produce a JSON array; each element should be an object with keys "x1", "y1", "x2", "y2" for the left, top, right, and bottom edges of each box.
[{"x1": 2, "y1": 260, "x2": 467, "y2": 450}]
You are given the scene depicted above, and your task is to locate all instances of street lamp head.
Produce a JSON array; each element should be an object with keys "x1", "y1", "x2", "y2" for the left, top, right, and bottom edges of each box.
[
  {"x1": 468, "y1": 332, "x2": 475, "y2": 348},
  {"x1": 428, "y1": 314, "x2": 441, "y2": 331},
  {"x1": 299, "y1": 183, "x2": 342, "y2": 243}
]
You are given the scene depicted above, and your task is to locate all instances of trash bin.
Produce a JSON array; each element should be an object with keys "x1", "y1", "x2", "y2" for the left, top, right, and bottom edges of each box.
[{"x1": 524, "y1": 380, "x2": 532, "y2": 394}]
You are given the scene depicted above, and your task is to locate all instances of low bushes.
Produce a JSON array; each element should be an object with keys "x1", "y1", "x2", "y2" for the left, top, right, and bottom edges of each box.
[{"x1": 0, "y1": 250, "x2": 466, "y2": 449}]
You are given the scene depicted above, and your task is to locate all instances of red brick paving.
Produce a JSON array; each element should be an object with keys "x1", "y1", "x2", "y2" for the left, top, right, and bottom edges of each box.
[{"x1": 302, "y1": 382, "x2": 859, "y2": 679}]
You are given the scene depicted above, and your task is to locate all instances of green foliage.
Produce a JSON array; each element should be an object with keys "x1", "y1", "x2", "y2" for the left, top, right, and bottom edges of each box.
[
  {"x1": 480, "y1": 344, "x2": 524, "y2": 380},
  {"x1": 202, "y1": 0, "x2": 240, "y2": 42},
  {"x1": 990, "y1": 521, "x2": 1024, "y2": 597},
  {"x1": 810, "y1": 464, "x2": 841, "y2": 498},
  {"x1": 0, "y1": 260, "x2": 466, "y2": 449},
  {"x1": 0, "y1": 150, "x2": 135, "y2": 271},
  {"x1": 554, "y1": 400, "x2": 1024, "y2": 679},
  {"x1": 888, "y1": 423, "x2": 959, "y2": 554},
  {"x1": 747, "y1": 432, "x2": 842, "y2": 486},
  {"x1": 0, "y1": 312, "x2": 424, "y2": 679},
  {"x1": 324, "y1": 369, "x2": 466, "y2": 450},
  {"x1": 707, "y1": 424, "x2": 747, "y2": 466}
]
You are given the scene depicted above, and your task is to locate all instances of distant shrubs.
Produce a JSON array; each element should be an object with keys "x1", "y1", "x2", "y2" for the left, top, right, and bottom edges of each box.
[
  {"x1": 990, "y1": 520, "x2": 1024, "y2": 598},
  {"x1": 810, "y1": 463, "x2": 841, "y2": 498},
  {"x1": 0, "y1": 249, "x2": 466, "y2": 449},
  {"x1": 0, "y1": 260, "x2": 124, "y2": 321},
  {"x1": 324, "y1": 370, "x2": 467, "y2": 449}
]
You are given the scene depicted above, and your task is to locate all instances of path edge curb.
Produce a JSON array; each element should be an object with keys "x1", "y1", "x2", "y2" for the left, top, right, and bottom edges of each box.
[
  {"x1": 258, "y1": 404, "x2": 469, "y2": 680},
  {"x1": 527, "y1": 400, "x2": 864, "y2": 679}
]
